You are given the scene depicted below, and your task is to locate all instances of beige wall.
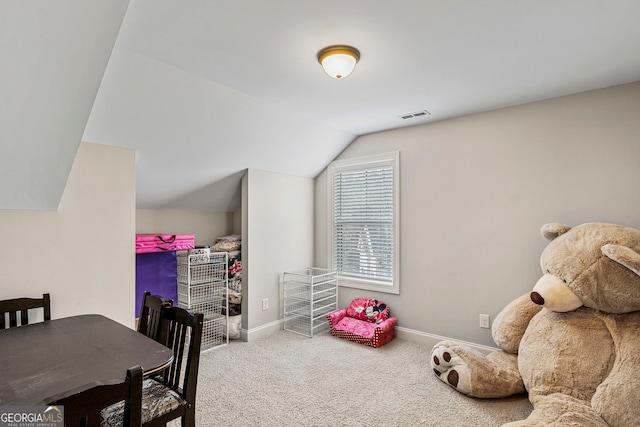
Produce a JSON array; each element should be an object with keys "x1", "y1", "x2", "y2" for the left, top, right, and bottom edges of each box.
[
  {"x1": 135, "y1": 172, "x2": 313, "y2": 341},
  {"x1": 0, "y1": 142, "x2": 136, "y2": 327},
  {"x1": 315, "y1": 82, "x2": 640, "y2": 347},
  {"x1": 244, "y1": 169, "x2": 314, "y2": 337},
  {"x1": 136, "y1": 209, "x2": 234, "y2": 246},
  {"x1": 9, "y1": 83, "x2": 636, "y2": 345}
]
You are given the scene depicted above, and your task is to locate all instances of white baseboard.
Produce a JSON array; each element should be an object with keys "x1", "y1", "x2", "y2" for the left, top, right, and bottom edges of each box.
[
  {"x1": 395, "y1": 326, "x2": 499, "y2": 355},
  {"x1": 240, "y1": 320, "x2": 499, "y2": 355},
  {"x1": 241, "y1": 319, "x2": 282, "y2": 342}
]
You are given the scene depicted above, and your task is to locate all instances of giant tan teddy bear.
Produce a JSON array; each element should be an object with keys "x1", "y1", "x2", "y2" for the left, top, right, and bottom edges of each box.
[{"x1": 431, "y1": 222, "x2": 640, "y2": 426}]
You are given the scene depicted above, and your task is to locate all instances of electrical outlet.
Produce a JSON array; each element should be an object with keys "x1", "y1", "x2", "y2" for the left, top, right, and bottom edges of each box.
[
  {"x1": 262, "y1": 298, "x2": 269, "y2": 311},
  {"x1": 479, "y1": 314, "x2": 490, "y2": 329}
]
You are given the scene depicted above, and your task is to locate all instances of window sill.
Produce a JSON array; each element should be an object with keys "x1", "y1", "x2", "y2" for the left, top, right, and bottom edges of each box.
[{"x1": 338, "y1": 275, "x2": 399, "y2": 295}]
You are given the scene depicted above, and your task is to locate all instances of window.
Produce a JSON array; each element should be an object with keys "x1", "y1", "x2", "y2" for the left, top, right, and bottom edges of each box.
[{"x1": 327, "y1": 151, "x2": 399, "y2": 294}]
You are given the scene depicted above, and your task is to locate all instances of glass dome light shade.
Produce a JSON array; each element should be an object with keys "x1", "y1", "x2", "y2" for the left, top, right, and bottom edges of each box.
[{"x1": 317, "y1": 45, "x2": 360, "y2": 79}]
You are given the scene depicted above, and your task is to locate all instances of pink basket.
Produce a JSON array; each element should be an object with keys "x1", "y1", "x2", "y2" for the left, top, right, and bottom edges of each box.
[{"x1": 136, "y1": 234, "x2": 195, "y2": 254}]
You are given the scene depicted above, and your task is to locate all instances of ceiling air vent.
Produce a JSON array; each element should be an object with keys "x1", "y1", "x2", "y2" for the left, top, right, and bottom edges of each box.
[{"x1": 399, "y1": 110, "x2": 431, "y2": 120}]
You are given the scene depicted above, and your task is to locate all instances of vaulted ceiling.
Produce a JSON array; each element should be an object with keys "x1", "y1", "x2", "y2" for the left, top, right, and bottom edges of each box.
[{"x1": 3, "y1": 0, "x2": 640, "y2": 211}]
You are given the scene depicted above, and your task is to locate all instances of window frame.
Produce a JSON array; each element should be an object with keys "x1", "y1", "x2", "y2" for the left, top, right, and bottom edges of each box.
[{"x1": 327, "y1": 151, "x2": 400, "y2": 294}]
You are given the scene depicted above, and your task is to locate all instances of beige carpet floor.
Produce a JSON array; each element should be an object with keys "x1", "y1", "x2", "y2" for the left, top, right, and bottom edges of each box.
[{"x1": 185, "y1": 329, "x2": 532, "y2": 426}]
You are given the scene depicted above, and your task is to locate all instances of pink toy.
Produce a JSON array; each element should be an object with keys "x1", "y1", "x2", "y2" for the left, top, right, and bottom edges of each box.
[{"x1": 327, "y1": 298, "x2": 397, "y2": 348}]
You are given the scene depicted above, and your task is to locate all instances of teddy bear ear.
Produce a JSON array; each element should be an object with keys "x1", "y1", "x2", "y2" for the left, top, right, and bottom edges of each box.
[
  {"x1": 602, "y1": 244, "x2": 640, "y2": 277},
  {"x1": 540, "y1": 223, "x2": 572, "y2": 241}
]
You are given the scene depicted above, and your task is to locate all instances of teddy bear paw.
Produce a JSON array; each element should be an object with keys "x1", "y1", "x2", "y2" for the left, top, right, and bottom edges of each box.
[{"x1": 431, "y1": 342, "x2": 473, "y2": 395}]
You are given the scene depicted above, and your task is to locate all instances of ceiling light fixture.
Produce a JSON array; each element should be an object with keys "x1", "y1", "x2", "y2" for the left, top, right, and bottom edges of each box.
[{"x1": 317, "y1": 45, "x2": 360, "y2": 79}]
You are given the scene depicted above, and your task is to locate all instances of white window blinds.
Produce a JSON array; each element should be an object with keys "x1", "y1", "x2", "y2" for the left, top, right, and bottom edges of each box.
[{"x1": 331, "y1": 158, "x2": 395, "y2": 283}]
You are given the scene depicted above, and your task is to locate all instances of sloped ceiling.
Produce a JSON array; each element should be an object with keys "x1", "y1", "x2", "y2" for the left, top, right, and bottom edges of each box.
[
  {"x1": 0, "y1": 0, "x2": 129, "y2": 210},
  {"x1": 3, "y1": 1, "x2": 640, "y2": 211}
]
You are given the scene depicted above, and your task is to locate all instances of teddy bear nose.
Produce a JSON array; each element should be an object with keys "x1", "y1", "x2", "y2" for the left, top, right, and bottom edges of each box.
[{"x1": 531, "y1": 291, "x2": 545, "y2": 305}]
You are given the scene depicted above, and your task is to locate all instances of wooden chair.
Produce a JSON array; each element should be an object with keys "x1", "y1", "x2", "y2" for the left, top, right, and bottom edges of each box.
[
  {"x1": 48, "y1": 365, "x2": 143, "y2": 427},
  {"x1": 142, "y1": 305, "x2": 204, "y2": 427},
  {"x1": 137, "y1": 291, "x2": 173, "y2": 342},
  {"x1": 0, "y1": 293, "x2": 51, "y2": 329}
]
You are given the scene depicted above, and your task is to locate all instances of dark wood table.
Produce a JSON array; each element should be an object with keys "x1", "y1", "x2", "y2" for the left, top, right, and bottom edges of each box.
[{"x1": 0, "y1": 314, "x2": 173, "y2": 404}]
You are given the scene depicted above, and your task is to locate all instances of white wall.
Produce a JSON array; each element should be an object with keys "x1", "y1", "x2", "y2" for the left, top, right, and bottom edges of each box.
[
  {"x1": 136, "y1": 209, "x2": 234, "y2": 246},
  {"x1": 0, "y1": 142, "x2": 136, "y2": 327},
  {"x1": 315, "y1": 82, "x2": 640, "y2": 347},
  {"x1": 243, "y1": 169, "x2": 314, "y2": 338},
  {"x1": 0, "y1": 0, "x2": 129, "y2": 210}
]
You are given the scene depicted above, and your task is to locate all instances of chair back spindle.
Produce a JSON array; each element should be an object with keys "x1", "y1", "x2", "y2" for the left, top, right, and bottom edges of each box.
[
  {"x1": 48, "y1": 365, "x2": 143, "y2": 427},
  {"x1": 143, "y1": 305, "x2": 203, "y2": 427},
  {"x1": 137, "y1": 292, "x2": 173, "y2": 342},
  {"x1": 0, "y1": 293, "x2": 51, "y2": 329}
]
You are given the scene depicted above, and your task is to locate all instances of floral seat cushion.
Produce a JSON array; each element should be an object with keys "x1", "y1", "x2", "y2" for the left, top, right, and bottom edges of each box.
[{"x1": 101, "y1": 377, "x2": 184, "y2": 426}]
